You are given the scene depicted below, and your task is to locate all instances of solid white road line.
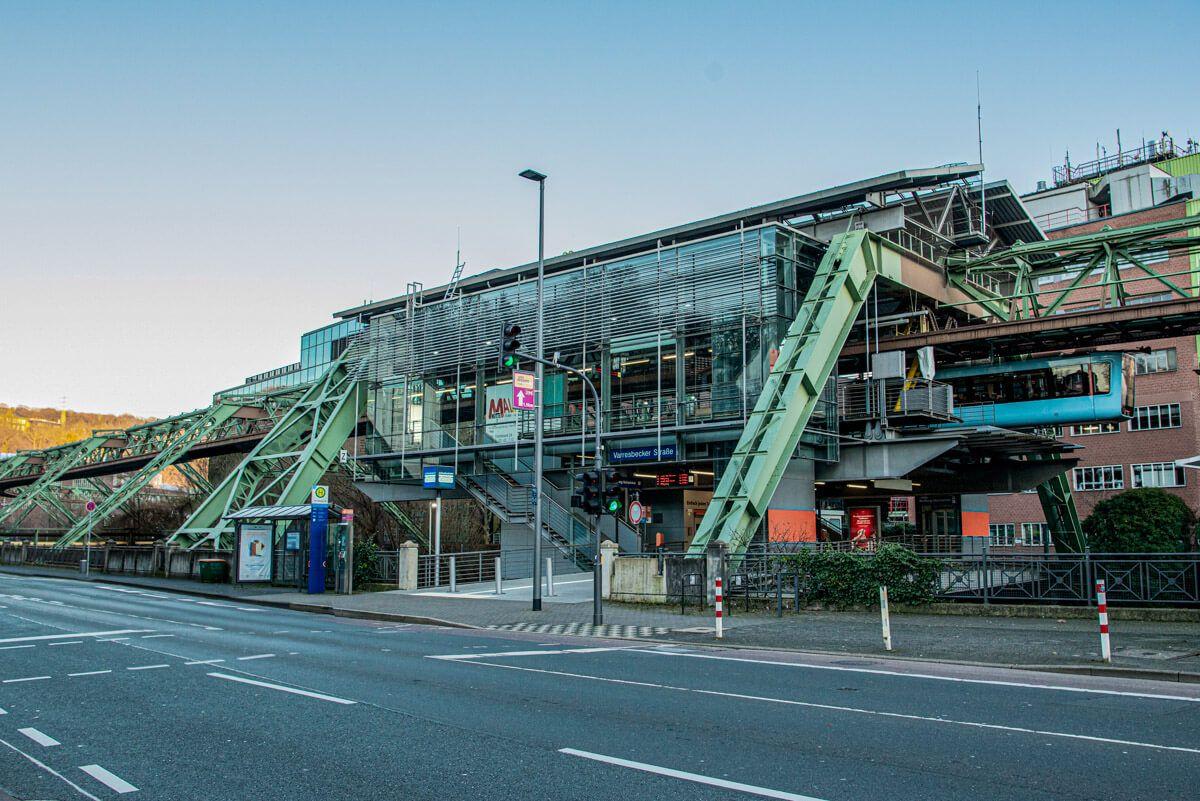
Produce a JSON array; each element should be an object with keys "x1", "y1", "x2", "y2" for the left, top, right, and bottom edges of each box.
[
  {"x1": 48, "y1": 641, "x2": 84, "y2": 646},
  {"x1": 69, "y1": 670, "x2": 113, "y2": 677},
  {"x1": 0, "y1": 644, "x2": 36, "y2": 651},
  {"x1": 139, "y1": 634, "x2": 175, "y2": 639},
  {"x1": 207, "y1": 672, "x2": 356, "y2": 704},
  {"x1": 80, "y1": 764, "x2": 139, "y2": 794},
  {"x1": 640, "y1": 650, "x2": 1200, "y2": 703},
  {"x1": 3, "y1": 675, "x2": 51, "y2": 684},
  {"x1": 0, "y1": 738, "x2": 102, "y2": 801},
  {"x1": 237, "y1": 653, "x2": 276, "y2": 661},
  {"x1": 18, "y1": 727, "x2": 60, "y2": 747},
  {"x1": 469, "y1": 660, "x2": 1200, "y2": 756},
  {"x1": 559, "y1": 748, "x2": 828, "y2": 801},
  {"x1": 127, "y1": 664, "x2": 170, "y2": 671},
  {"x1": 0, "y1": 629, "x2": 152, "y2": 644},
  {"x1": 184, "y1": 659, "x2": 224, "y2": 665},
  {"x1": 428, "y1": 646, "x2": 636, "y2": 661}
]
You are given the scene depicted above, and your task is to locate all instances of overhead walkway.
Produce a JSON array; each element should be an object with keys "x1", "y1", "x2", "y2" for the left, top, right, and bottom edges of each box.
[{"x1": 688, "y1": 230, "x2": 896, "y2": 555}]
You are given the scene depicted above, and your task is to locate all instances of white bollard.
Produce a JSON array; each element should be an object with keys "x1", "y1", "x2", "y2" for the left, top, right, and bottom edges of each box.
[
  {"x1": 449, "y1": 555, "x2": 457, "y2": 593},
  {"x1": 494, "y1": 556, "x2": 503, "y2": 595},
  {"x1": 1096, "y1": 579, "x2": 1111, "y2": 662},
  {"x1": 879, "y1": 585, "x2": 893, "y2": 651},
  {"x1": 546, "y1": 557, "x2": 555, "y2": 597},
  {"x1": 714, "y1": 577, "x2": 724, "y2": 639}
]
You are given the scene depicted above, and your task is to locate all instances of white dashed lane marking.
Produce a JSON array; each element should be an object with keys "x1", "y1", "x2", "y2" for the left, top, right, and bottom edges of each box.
[
  {"x1": 80, "y1": 763, "x2": 139, "y2": 794},
  {"x1": 18, "y1": 727, "x2": 60, "y2": 747}
]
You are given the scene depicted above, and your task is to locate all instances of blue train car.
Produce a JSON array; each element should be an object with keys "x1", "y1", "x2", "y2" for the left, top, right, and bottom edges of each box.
[{"x1": 940, "y1": 352, "x2": 1134, "y2": 428}]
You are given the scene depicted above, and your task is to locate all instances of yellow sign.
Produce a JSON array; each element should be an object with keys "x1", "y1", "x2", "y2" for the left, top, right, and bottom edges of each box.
[
  {"x1": 311, "y1": 485, "x2": 329, "y2": 505},
  {"x1": 513, "y1": 370, "x2": 535, "y2": 390}
]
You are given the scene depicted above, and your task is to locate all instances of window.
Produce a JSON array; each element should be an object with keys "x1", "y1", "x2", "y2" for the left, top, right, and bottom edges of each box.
[
  {"x1": 1020, "y1": 522, "x2": 1051, "y2": 547},
  {"x1": 1132, "y1": 462, "x2": 1186, "y2": 488},
  {"x1": 1134, "y1": 348, "x2": 1177, "y2": 375},
  {"x1": 1070, "y1": 422, "x2": 1120, "y2": 436},
  {"x1": 1073, "y1": 465, "x2": 1124, "y2": 491},
  {"x1": 1129, "y1": 403, "x2": 1181, "y2": 431},
  {"x1": 1128, "y1": 292, "x2": 1175, "y2": 306},
  {"x1": 989, "y1": 523, "x2": 1015, "y2": 546}
]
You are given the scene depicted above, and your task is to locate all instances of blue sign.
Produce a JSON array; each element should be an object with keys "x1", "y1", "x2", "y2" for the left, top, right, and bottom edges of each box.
[
  {"x1": 423, "y1": 465, "x2": 456, "y2": 489},
  {"x1": 285, "y1": 532, "x2": 300, "y2": 551},
  {"x1": 307, "y1": 502, "x2": 329, "y2": 594},
  {"x1": 608, "y1": 445, "x2": 677, "y2": 464}
]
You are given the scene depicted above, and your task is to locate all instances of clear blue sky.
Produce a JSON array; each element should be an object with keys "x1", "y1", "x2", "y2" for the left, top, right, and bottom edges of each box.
[{"x1": 2, "y1": 0, "x2": 1196, "y2": 416}]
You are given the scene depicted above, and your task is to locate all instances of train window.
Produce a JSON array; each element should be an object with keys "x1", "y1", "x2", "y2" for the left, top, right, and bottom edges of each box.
[
  {"x1": 1091, "y1": 362, "x2": 1110, "y2": 394},
  {"x1": 1051, "y1": 364, "x2": 1090, "y2": 398}
]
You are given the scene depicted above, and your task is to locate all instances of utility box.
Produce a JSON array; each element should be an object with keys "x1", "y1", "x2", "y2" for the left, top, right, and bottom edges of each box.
[{"x1": 197, "y1": 559, "x2": 229, "y2": 583}]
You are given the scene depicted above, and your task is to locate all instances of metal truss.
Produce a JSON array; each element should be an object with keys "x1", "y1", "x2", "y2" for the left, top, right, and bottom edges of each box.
[
  {"x1": 947, "y1": 213, "x2": 1200, "y2": 321},
  {"x1": 170, "y1": 351, "x2": 368, "y2": 549},
  {"x1": 689, "y1": 231, "x2": 898, "y2": 556},
  {"x1": 2, "y1": 389, "x2": 305, "y2": 541}
]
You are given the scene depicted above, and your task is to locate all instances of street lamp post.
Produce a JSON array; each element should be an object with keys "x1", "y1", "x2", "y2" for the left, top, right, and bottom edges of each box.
[{"x1": 519, "y1": 168, "x2": 547, "y2": 612}]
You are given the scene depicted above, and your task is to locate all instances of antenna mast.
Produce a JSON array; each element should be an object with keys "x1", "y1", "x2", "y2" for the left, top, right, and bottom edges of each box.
[{"x1": 976, "y1": 71, "x2": 986, "y2": 240}]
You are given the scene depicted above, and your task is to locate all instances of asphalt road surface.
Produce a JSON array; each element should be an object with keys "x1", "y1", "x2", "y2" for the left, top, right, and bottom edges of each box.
[{"x1": 0, "y1": 571, "x2": 1197, "y2": 801}]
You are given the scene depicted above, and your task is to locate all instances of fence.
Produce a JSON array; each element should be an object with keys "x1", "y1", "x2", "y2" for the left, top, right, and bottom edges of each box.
[
  {"x1": 0, "y1": 542, "x2": 232, "y2": 580},
  {"x1": 605, "y1": 549, "x2": 1200, "y2": 609}
]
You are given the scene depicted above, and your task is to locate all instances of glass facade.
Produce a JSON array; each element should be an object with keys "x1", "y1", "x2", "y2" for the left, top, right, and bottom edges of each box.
[
  {"x1": 217, "y1": 319, "x2": 364, "y2": 399},
  {"x1": 361, "y1": 223, "x2": 831, "y2": 477}
]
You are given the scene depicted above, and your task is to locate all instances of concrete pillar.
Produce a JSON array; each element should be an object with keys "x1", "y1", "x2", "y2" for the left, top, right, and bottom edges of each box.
[
  {"x1": 600, "y1": 540, "x2": 618, "y2": 600},
  {"x1": 396, "y1": 541, "x2": 420, "y2": 590},
  {"x1": 765, "y1": 456, "x2": 818, "y2": 545},
  {"x1": 960, "y1": 494, "x2": 990, "y2": 555}
]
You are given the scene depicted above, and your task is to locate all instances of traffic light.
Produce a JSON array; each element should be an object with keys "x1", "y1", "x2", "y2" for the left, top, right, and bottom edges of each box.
[
  {"x1": 601, "y1": 468, "x2": 623, "y2": 515},
  {"x1": 498, "y1": 322, "x2": 522, "y2": 369},
  {"x1": 571, "y1": 470, "x2": 601, "y2": 515}
]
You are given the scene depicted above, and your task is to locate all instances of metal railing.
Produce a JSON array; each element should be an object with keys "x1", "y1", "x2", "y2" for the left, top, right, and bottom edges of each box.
[
  {"x1": 414, "y1": 548, "x2": 537, "y2": 589},
  {"x1": 1033, "y1": 204, "x2": 1111, "y2": 231},
  {"x1": 838, "y1": 377, "x2": 955, "y2": 423}
]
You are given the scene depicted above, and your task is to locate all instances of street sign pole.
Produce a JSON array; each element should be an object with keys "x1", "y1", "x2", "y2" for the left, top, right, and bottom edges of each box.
[
  {"x1": 513, "y1": 350, "x2": 604, "y2": 626},
  {"x1": 83, "y1": 500, "x2": 96, "y2": 576}
]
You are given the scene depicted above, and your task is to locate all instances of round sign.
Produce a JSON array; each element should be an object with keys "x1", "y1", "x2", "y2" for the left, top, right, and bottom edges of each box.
[
  {"x1": 85, "y1": 500, "x2": 97, "y2": 513},
  {"x1": 627, "y1": 500, "x2": 646, "y2": 526}
]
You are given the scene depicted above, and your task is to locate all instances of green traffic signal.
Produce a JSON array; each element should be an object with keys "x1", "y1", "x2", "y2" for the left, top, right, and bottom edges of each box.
[
  {"x1": 606, "y1": 498, "x2": 622, "y2": 513},
  {"x1": 502, "y1": 354, "x2": 518, "y2": 368}
]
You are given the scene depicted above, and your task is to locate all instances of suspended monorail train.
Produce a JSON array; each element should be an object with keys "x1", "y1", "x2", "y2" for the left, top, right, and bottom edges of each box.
[{"x1": 939, "y1": 352, "x2": 1135, "y2": 428}]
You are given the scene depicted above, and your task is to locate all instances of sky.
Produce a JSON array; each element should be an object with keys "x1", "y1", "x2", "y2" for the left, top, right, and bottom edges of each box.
[{"x1": 2, "y1": 0, "x2": 1197, "y2": 417}]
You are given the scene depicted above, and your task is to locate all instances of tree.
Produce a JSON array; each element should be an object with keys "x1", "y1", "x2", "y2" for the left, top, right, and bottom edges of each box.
[{"x1": 1082, "y1": 488, "x2": 1194, "y2": 553}]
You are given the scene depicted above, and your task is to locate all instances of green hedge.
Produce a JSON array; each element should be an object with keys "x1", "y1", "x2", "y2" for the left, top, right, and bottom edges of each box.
[
  {"x1": 353, "y1": 539, "x2": 380, "y2": 587},
  {"x1": 779, "y1": 544, "x2": 941, "y2": 606}
]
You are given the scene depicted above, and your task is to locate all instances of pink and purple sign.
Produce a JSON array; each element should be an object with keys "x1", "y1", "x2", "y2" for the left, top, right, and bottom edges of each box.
[{"x1": 512, "y1": 370, "x2": 536, "y2": 411}]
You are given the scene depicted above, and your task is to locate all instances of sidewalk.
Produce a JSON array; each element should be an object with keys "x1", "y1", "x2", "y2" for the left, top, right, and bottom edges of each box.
[{"x1": 6, "y1": 564, "x2": 1199, "y2": 678}]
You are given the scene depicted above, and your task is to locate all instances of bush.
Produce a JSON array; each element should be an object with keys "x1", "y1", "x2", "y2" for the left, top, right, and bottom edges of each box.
[
  {"x1": 781, "y1": 544, "x2": 941, "y2": 607},
  {"x1": 1082, "y1": 488, "x2": 1194, "y2": 553},
  {"x1": 353, "y1": 539, "x2": 380, "y2": 587}
]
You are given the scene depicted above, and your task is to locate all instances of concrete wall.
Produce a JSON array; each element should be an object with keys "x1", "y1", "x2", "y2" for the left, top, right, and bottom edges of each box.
[{"x1": 607, "y1": 554, "x2": 667, "y2": 603}]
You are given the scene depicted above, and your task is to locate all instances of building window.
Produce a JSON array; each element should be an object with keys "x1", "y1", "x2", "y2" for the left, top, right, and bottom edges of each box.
[
  {"x1": 1128, "y1": 292, "x2": 1175, "y2": 306},
  {"x1": 1134, "y1": 348, "x2": 1177, "y2": 375},
  {"x1": 1131, "y1": 462, "x2": 1186, "y2": 488},
  {"x1": 989, "y1": 523, "x2": 1015, "y2": 546},
  {"x1": 1073, "y1": 465, "x2": 1124, "y2": 491},
  {"x1": 1070, "y1": 422, "x2": 1121, "y2": 436},
  {"x1": 1020, "y1": 522, "x2": 1051, "y2": 547},
  {"x1": 1129, "y1": 403, "x2": 1182, "y2": 431}
]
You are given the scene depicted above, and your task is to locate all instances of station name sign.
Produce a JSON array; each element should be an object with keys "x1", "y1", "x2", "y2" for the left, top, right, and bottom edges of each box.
[{"x1": 607, "y1": 445, "x2": 677, "y2": 464}]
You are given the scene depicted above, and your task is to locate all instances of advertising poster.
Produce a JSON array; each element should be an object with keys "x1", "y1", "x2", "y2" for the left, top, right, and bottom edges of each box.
[
  {"x1": 849, "y1": 508, "x2": 877, "y2": 550},
  {"x1": 237, "y1": 523, "x2": 274, "y2": 582},
  {"x1": 484, "y1": 383, "x2": 517, "y2": 443}
]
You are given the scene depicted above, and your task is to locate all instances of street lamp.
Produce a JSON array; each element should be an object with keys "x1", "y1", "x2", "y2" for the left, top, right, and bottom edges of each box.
[{"x1": 520, "y1": 167, "x2": 547, "y2": 611}]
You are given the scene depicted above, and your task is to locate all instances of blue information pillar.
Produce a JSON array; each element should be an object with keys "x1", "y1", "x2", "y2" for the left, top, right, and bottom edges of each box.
[{"x1": 308, "y1": 496, "x2": 330, "y2": 594}]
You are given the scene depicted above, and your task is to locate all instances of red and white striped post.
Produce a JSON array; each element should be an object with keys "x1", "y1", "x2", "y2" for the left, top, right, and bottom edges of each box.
[
  {"x1": 714, "y1": 577, "x2": 724, "y2": 639},
  {"x1": 1095, "y1": 579, "x2": 1111, "y2": 663}
]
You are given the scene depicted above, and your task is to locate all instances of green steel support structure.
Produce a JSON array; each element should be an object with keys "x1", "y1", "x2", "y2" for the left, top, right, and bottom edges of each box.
[
  {"x1": 689, "y1": 230, "x2": 898, "y2": 555},
  {"x1": 0, "y1": 436, "x2": 112, "y2": 530},
  {"x1": 946, "y1": 214, "x2": 1200, "y2": 553},
  {"x1": 169, "y1": 352, "x2": 367, "y2": 549}
]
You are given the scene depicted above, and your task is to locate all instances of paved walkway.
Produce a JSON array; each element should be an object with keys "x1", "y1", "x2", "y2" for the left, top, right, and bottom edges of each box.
[{"x1": 6, "y1": 564, "x2": 1199, "y2": 676}]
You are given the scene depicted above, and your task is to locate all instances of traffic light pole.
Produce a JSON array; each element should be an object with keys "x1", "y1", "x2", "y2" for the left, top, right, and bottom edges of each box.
[{"x1": 514, "y1": 351, "x2": 604, "y2": 626}]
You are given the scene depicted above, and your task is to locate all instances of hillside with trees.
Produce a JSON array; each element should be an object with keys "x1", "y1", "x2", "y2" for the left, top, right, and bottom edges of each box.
[{"x1": 0, "y1": 404, "x2": 152, "y2": 453}]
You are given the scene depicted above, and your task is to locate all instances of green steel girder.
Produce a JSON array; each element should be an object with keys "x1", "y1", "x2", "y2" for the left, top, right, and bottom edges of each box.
[
  {"x1": 380, "y1": 501, "x2": 428, "y2": 548},
  {"x1": 1036, "y1": 469, "x2": 1085, "y2": 553},
  {"x1": 52, "y1": 402, "x2": 247, "y2": 548},
  {"x1": 173, "y1": 461, "x2": 213, "y2": 495},
  {"x1": 169, "y1": 353, "x2": 367, "y2": 549},
  {"x1": 688, "y1": 230, "x2": 897, "y2": 556},
  {"x1": 0, "y1": 435, "x2": 112, "y2": 529},
  {"x1": 946, "y1": 213, "x2": 1200, "y2": 321}
]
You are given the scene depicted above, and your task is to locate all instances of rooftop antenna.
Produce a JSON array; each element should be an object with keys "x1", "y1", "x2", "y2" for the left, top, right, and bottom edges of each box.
[
  {"x1": 976, "y1": 71, "x2": 986, "y2": 239},
  {"x1": 443, "y1": 226, "x2": 466, "y2": 301}
]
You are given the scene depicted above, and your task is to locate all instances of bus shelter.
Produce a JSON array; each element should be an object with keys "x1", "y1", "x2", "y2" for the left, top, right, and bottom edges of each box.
[{"x1": 224, "y1": 504, "x2": 344, "y2": 590}]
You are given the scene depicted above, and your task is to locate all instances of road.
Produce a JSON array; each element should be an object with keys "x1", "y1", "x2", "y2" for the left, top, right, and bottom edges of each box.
[{"x1": 0, "y1": 571, "x2": 1197, "y2": 801}]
